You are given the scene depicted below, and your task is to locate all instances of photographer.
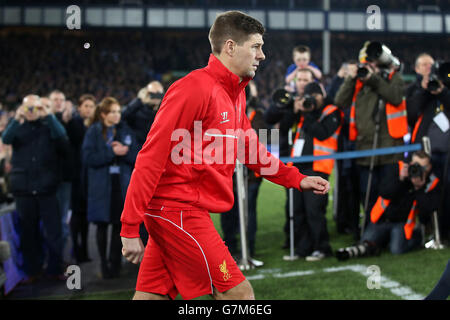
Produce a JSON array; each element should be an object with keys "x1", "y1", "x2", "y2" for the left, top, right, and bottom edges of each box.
[
  {"x1": 327, "y1": 60, "x2": 361, "y2": 239},
  {"x1": 122, "y1": 81, "x2": 164, "y2": 149},
  {"x1": 406, "y1": 53, "x2": 450, "y2": 242},
  {"x1": 334, "y1": 42, "x2": 407, "y2": 230},
  {"x1": 336, "y1": 151, "x2": 441, "y2": 260},
  {"x1": 265, "y1": 68, "x2": 314, "y2": 249},
  {"x1": 1, "y1": 94, "x2": 69, "y2": 282},
  {"x1": 269, "y1": 82, "x2": 342, "y2": 260}
]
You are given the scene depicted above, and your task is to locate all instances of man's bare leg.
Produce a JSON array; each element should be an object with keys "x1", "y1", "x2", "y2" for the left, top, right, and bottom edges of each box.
[
  {"x1": 212, "y1": 279, "x2": 255, "y2": 300},
  {"x1": 133, "y1": 291, "x2": 170, "y2": 300}
]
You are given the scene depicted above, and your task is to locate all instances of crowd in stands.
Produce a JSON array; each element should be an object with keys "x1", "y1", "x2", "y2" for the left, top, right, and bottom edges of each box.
[
  {"x1": 2, "y1": 28, "x2": 449, "y2": 111},
  {"x1": 4, "y1": 0, "x2": 450, "y2": 11}
]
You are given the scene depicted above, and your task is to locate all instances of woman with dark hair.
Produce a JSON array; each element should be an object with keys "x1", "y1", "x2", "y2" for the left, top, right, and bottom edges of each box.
[
  {"x1": 82, "y1": 97, "x2": 138, "y2": 279},
  {"x1": 68, "y1": 94, "x2": 97, "y2": 264}
]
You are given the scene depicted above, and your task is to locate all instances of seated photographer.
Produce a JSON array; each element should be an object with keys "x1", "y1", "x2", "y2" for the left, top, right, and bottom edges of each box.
[
  {"x1": 406, "y1": 53, "x2": 450, "y2": 242},
  {"x1": 336, "y1": 151, "x2": 441, "y2": 260}
]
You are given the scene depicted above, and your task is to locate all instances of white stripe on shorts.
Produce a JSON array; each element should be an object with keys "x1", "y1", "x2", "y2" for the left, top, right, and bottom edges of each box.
[{"x1": 144, "y1": 212, "x2": 214, "y2": 295}]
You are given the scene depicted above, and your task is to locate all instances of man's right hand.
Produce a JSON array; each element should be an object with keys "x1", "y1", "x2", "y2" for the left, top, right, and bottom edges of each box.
[{"x1": 121, "y1": 237, "x2": 145, "y2": 264}]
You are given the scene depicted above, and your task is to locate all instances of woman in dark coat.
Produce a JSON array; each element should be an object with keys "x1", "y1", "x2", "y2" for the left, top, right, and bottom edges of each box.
[{"x1": 82, "y1": 97, "x2": 138, "y2": 279}]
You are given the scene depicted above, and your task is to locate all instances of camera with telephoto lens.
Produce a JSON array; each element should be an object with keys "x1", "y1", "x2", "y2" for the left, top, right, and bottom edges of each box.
[
  {"x1": 302, "y1": 94, "x2": 317, "y2": 111},
  {"x1": 428, "y1": 61, "x2": 450, "y2": 92},
  {"x1": 272, "y1": 88, "x2": 296, "y2": 110},
  {"x1": 335, "y1": 240, "x2": 380, "y2": 261},
  {"x1": 408, "y1": 163, "x2": 424, "y2": 178},
  {"x1": 357, "y1": 41, "x2": 401, "y2": 79}
]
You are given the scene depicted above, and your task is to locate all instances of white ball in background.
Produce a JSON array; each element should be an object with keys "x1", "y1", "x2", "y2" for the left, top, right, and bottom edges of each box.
[{"x1": 84, "y1": 42, "x2": 90, "y2": 49}]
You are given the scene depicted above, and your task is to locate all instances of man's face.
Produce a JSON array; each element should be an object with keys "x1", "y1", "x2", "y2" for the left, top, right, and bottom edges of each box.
[
  {"x1": 415, "y1": 55, "x2": 434, "y2": 77},
  {"x1": 410, "y1": 154, "x2": 432, "y2": 188},
  {"x1": 147, "y1": 81, "x2": 164, "y2": 106},
  {"x1": 232, "y1": 33, "x2": 265, "y2": 79},
  {"x1": 22, "y1": 96, "x2": 42, "y2": 122},
  {"x1": 50, "y1": 92, "x2": 66, "y2": 113},
  {"x1": 78, "y1": 99, "x2": 96, "y2": 120},
  {"x1": 295, "y1": 71, "x2": 313, "y2": 95},
  {"x1": 293, "y1": 51, "x2": 310, "y2": 69}
]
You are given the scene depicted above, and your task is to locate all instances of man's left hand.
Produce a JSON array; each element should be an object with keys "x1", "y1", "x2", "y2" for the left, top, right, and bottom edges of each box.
[{"x1": 300, "y1": 176, "x2": 330, "y2": 195}]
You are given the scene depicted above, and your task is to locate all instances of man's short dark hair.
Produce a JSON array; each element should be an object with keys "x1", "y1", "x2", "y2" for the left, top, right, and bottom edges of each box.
[
  {"x1": 292, "y1": 45, "x2": 311, "y2": 56},
  {"x1": 208, "y1": 11, "x2": 265, "y2": 55}
]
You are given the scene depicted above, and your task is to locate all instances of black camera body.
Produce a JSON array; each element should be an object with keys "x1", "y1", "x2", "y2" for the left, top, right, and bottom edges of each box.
[
  {"x1": 428, "y1": 61, "x2": 450, "y2": 91},
  {"x1": 272, "y1": 88, "x2": 295, "y2": 109},
  {"x1": 357, "y1": 63, "x2": 369, "y2": 79},
  {"x1": 302, "y1": 94, "x2": 317, "y2": 111},
  {"x1": 408, "y1": 163, "x2": 424, "y2": 178}
]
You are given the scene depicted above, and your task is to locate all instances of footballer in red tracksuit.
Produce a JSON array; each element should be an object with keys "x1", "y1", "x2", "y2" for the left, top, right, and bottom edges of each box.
[{"x1": 120, "y1": 54, "x2": 309, "y2": 299}]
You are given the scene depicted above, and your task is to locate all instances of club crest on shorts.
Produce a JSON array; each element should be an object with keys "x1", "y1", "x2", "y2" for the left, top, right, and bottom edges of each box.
[{"x1": 219, "y1": 260, "x2": 232, "y2": 281}]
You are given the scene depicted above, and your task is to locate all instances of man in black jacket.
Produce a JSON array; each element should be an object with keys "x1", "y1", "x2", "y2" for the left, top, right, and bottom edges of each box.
[
  {"x1": 2, "y1": 94, "x2": 69, "y2": 282},
  {"x1": 266, "y1": 82, "x2": 341, "y2": 261},
  {"x1": 365, "y1": 151, "x2": 439, "y2": 254},
  {"x1": 406, "y1": 53, "x2": 450, "y2": 242},
  {"x1": 122, "y1": 81, "x2": 164, "y2": 149},
  {"x1": 337, "y1": 151, "x2": 441, "y2": 261},
  {"x1": 265, "y1": 68, "x2": 314, "y2": 250}
]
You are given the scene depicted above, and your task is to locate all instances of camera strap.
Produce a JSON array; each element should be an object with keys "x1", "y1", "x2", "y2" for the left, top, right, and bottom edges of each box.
[{"x1": 290, "y1": 117, "x2": 305, "y2": 157}]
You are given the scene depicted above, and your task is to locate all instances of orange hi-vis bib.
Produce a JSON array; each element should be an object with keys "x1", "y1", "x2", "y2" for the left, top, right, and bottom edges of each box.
[
  {"x1": 291, "y1": 105, "x2": 342, "y2": 175},
  {"x1": 348, "y1": 71, "x2": 408, "y2": 141},
  {"x1": 411, "y1": 114, "x2": 424, "y2": 143},
  {"x1": 370, "y1": 163, "x2": 440, "y2": 240}
]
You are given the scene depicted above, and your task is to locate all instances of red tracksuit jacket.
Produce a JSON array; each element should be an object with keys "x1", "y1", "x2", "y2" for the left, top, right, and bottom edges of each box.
[{"x1": 120, "y1": 54, "x2": 306, "y2": 238}]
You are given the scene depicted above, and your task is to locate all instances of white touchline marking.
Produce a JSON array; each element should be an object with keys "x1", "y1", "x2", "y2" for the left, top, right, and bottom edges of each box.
[
  {"x1": 273, "y1": 270, "x2": 315, "y2": 278},
  {"x1": 322, "y1": 264, "x2": 424, "y2": 300},
  {"x1": 246, "y1": 264, "x2": 424, "y2": 300}
]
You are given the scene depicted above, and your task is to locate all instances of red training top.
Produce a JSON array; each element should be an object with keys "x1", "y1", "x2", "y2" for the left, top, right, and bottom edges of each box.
[{"x1": 120, "y1": 54, "x2": 306, "y2": 238}]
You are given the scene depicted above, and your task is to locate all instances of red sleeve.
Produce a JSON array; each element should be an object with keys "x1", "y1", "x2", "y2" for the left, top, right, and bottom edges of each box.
[
  {"x1": 239, "y1": 112, "x2": 307, "y2": 191},
  {"x1": 120, "y1": 77, "x2": 207, "y2": 238}
]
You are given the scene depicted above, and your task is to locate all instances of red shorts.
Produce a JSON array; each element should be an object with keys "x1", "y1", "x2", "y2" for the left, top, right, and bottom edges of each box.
[{"x1": 136, "y1": 205, "x2": 245, "y2": 300}]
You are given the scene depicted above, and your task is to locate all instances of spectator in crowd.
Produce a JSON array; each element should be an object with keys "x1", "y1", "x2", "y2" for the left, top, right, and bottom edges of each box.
[
  {"x1": 122, "y1": 81, "x2": 164, "y2": 246},
  {"x1": 82, "y1": 97, "x2": 139, "y2": 279},
  {"x1": 220, "y1": 80, "x2": 267, "y2": 258},
  {"x1": 49, "y1": 90, "x2": 73, "y2": 260},
  {"x1": 264, "y1": 68, "x2": 314, "y2": 250},
  {"x1": 406, "y1": 53, "x2": 450, "y2": 242},
  {"x1": 0, "y1": 105, "x2": 12, "y2": 203},
  {"x1": 66, "y1": 94, "x2": 97, "y2": 263},
  {"x1": 336, "y1": 151, "x2": 441, "y2": 260},
  {"x1": 334, "y1": 43, "x2": 407, "y2": 233},
  {"x1": 1, "y1": 94, "x2": 68, "y2": 282},
  {"x1": 328, "y1": 60, "x2": 361, "y2": 240},
  {"x1": 285, "y1": 45, "x2": 322, "y2": 92},
  {"x1": 122, "y1": 81, "x2": 164, "y2": 150}
]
